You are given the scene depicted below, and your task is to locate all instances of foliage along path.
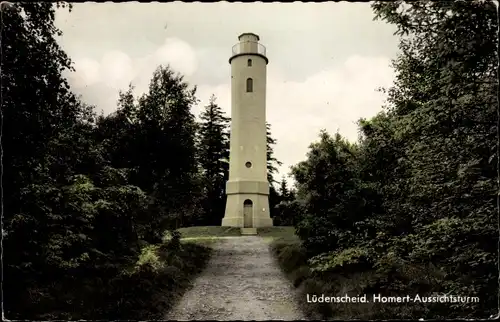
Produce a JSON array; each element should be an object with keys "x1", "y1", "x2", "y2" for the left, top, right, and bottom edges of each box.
[{"x1": 165, "y1": 236, "x2": 306, "y2": 320}]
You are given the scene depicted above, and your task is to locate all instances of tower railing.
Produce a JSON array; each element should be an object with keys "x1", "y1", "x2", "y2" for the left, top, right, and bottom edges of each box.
[{"x1": 231, "y1": 41, "x2": 267, "y2": 57}]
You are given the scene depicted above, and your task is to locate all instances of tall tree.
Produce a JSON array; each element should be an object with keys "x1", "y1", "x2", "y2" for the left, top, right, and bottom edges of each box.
[
  {"x1": 2, "y1": 0, "x2": 80, "y2": 290},
  {"x1": 132, "y1": 65, "x2": 202, "y2": 234},
  {"x1": 96, "y1": 84, "x2": 139, "y2": 171},
  {"x1": 266, "y1": 122, "x2": 282, "y2": 184},
  {"x1": 292, "y1": 131, "x2": 362, "y2": 256},
  {"x1": 270, "y1": 176, "x2": 300, "y2": 226},
  {"x1": 266, "y1": 122, "x2": 283, "y2": 220},
  {"x1": 2, "y1": 2, "x2": 77, "y2": 202},
  {"x1": 372, "y1": 1, "x2": 497, "y2": 317},
  {"x1": 278, "y1": 177, "x2": 290, "y2": 201},
  {"x1": 197, "y1": 94, "x2": 230, "y2": 225},
  {"x1": 2, "y1": 3, "x2": 147, "y2": 318},
  {"x1": 289, "y1": 1, "x2": 497, "y2": 319}
]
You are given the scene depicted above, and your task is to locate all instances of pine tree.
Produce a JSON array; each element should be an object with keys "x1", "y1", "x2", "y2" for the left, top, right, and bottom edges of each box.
[
  {"x1": 266, "y1": 123, "x2": 283, "y2": 219},
  {"x1": 198, "y1": 94, "x2": 230, "y2": 225},
  {"x1": 278, "y1": 176, "x2": 290, "y2": 202},
  {"x1": 266, "y1": 122, "x2": 282, "y2": 185}
]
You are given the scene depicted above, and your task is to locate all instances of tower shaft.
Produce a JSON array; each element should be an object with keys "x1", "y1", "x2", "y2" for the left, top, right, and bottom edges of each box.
[{"x1": 221, "y1": 33, "x2": 273, "y2": 228}]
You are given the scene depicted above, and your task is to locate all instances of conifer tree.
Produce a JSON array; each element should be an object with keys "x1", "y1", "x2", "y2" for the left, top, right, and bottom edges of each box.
[{"x1": 198, "y1": 95, "x2": 230, "y2": 225}]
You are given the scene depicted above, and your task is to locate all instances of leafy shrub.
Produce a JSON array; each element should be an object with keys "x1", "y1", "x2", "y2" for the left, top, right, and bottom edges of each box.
[{"x1": 308, "y1": 247, "x2": 372, "y2": 274}]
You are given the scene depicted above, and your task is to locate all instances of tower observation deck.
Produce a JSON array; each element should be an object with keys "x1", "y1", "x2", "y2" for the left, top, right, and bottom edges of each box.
[{"x1": 229, "y1": 33, "x2": 268, "y2": 65}]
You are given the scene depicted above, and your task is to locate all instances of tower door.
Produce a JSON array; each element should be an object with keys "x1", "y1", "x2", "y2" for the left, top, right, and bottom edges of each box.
[{"x1": 243, "y1": 199, "x2": 253, "y2": 228}]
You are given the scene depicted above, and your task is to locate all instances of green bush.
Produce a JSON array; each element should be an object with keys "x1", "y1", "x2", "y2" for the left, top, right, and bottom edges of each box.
[
  {"x1": 269, "y1": 238, "x2": 476, "y2": 320},
  {"x1": 5, "y1": 236, "x2": 212, "y2": 320},
  {"x1": 308, "y1": 247, "x2": 372, "y2": 274}
]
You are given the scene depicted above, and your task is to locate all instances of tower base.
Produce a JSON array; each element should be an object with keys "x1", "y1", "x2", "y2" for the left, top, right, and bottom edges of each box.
[{"x1": 222, "y1": 192, "x2": 273, "y2": 228}]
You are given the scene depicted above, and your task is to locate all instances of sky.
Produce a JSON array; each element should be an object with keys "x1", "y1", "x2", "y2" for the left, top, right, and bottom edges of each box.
[{"x1": 54, "y1": 2, "x2": 400, "y2": 182}]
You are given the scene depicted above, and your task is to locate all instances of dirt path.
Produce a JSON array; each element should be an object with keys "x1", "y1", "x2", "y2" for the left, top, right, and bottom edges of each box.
[{"x1": 165, "y1": 236, "x2": 307, "y2": 321}]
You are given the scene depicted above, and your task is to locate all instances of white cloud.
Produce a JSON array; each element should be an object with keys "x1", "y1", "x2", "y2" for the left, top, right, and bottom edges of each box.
[
  {"x1": 69, "y1": 58, "x2": 101, "y2": 88},
  {"x1": 67, "y1": 37, "x2": 198, "y2": 112},
  {"x1": 153, "y1": 38, "x2": 198, "y2": 77},
  {"x1": 59, "y1": 3, "x2": 397, "y2": 183},
  {"x1": 132, "y1": 37, "x2": 198, "y2": 96},
  {"x1": 100, "y1": 50, "x2": 135, "y2": 90}
]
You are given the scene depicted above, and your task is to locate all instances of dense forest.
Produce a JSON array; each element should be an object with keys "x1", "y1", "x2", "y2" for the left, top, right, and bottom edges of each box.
[
  {"x1": 2, "y1": 2, "x2": 285, "y2": 319},
  {"x1": 273, "y1": 0, "x2": 498, "y2": 319},
  {"x1": 2, "y1": 0, "x2": 498, "y2": 320}
]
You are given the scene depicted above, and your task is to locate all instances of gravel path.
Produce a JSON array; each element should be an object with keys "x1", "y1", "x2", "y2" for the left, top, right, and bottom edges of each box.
[{"x1": 165, "y1": 236, "x2": 307, "y2": 321}]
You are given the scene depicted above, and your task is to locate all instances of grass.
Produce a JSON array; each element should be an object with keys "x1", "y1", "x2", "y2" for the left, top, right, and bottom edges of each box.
[
  {"x1": 178, "y1": 226, "x2": 300, "y2": 246},
  {"x1": 178, "y1": 225, "x2": 297, "y2": 238},
  {"x1": 178, "y1": 226, "x2": 242, "y2": 238},
  {"x1": 178, "y1": 226, "x2": 242, "y2": 247},
  {"x1": 258, "y1": 226, "x2": 298, "y2": 242}
]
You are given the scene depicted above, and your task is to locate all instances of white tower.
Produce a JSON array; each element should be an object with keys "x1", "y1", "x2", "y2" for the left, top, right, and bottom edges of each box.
[{"x1": 221, "y1": 33, "x2": 273, "y2": 228}]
